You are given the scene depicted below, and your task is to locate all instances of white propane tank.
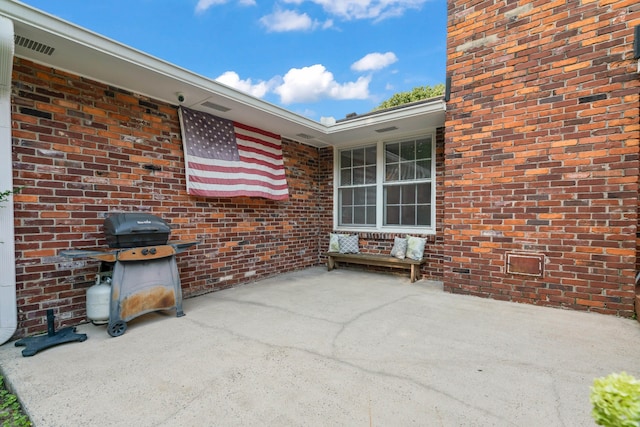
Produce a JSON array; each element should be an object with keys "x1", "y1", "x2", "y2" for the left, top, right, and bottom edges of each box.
[{"x1": 86, "y1": 274, "x2": 111, "y2": 325}]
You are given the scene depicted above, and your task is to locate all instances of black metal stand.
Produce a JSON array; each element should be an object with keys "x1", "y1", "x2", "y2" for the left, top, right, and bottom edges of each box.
[{"x1": 15, "y1": 309, "x2": 88, "y2": 357}]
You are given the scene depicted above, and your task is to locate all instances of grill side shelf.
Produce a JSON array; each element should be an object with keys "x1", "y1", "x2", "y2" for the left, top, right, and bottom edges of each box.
[
  {"x1": 60, "y1": 249, "x2": 117, "y2": 263},
  {"x1": 116, "y1": 245, "x2": 176, "y2": 261},
  {"x1": 172, "y1": 240, "x2": 200, "y2": 254},
  {"x1": 59, "y1": 240, "x2": 199, "y2": 262}
]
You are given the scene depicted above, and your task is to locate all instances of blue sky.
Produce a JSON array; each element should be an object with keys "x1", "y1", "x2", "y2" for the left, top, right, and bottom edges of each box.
[{"x1": 20, "y1": 0, "x2": 446, "y2": 122}]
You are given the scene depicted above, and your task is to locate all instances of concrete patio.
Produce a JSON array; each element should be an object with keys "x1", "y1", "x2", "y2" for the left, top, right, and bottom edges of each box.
[{"x1": 1, "y1": 266, "x2": 639, "y2": 426}]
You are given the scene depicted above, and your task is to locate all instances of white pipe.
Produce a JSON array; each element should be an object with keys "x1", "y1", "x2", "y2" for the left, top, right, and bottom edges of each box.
[{"x1": 0, "y1": 16, "x2": 16, "y2": 345}]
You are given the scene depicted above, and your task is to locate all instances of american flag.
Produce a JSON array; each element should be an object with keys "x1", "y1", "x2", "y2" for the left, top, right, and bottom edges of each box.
[{"x1": 178, "y1": 107, "x2": 289, "y2": 200}]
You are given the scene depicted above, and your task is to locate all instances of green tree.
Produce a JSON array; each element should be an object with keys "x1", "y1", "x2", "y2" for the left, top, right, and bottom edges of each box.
[{"x1": 373, "y1": 84, "x2": 445, "y2": 111}]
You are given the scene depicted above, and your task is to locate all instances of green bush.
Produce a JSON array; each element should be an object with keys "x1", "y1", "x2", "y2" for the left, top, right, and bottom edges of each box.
[{"x1": 591, "y1": 372, "x2": 640, "y2": 427}]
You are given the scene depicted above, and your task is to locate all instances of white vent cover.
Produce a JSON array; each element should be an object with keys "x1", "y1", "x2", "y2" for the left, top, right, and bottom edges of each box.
[
  {"x1": 14, "y1": 34, "x2": 55, "y2": 56},
  {"x1": 201, "y1": 101, "x2": 231, "y2": 112},
  {"x1": 375, "y1": 126, "x2": 398, "y2": 133}
]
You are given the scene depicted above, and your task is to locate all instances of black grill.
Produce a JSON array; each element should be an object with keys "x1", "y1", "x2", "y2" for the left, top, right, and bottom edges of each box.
[
  {"x1": 103, "y1": 213, "x2": 171, "y2": 248},
  {"x1": 61, "y1": 213, "x2": 198, "y2": 337}
]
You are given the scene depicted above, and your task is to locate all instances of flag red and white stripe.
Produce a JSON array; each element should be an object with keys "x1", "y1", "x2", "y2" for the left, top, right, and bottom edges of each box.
[{"x1": 179, "y1": 107, "x2": 289, "y2": 200}]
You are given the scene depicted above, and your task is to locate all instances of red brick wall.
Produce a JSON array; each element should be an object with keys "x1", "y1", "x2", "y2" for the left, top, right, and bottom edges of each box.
[
  {"x1": 445, "y1": 0, "x2": 639, "y2": 316},
  {"x1": 10, "y1": 58, "x2": 323, "y2": 337},
  {"x1": 9, "y1": 57, "x2": 447, "y2": 338}
]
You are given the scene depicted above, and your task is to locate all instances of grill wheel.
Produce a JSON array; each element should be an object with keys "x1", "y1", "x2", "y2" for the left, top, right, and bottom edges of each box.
[{"x1": 107, "y1": 320, "x2": 127, "y2": 337}]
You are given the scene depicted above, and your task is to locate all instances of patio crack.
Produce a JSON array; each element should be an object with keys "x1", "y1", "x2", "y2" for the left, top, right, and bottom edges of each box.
[
  {"x1": 329, "y1": 294, "x2": 420, "y2": 355},
  {"x1": 548, "y1": 367, "x2": 567, "y2": 427},
  {"x1": 211, "y1": 296, "x2": 344, "y2": 325},
  {"x1": 186, "y1": 315, "x2": 518, "y2": 426}
]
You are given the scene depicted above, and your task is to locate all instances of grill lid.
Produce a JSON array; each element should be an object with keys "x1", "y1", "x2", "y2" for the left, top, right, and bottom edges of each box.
[{"x1": 103, "y1": 213, "x2": 171, "y2": 248}]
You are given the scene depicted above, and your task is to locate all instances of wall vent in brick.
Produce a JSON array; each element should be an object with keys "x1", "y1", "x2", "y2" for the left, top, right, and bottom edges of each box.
[{"x1": 506, "y1": 253, "x2": 544, "y2": 277}]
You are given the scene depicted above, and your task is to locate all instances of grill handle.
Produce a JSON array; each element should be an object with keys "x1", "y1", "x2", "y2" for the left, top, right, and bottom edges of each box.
[{"x1": 129, "y1": 226, "x2": 160, "y2": 233}]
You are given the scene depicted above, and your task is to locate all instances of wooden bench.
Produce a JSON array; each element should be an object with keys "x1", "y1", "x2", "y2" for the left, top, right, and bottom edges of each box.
[{"x1": 325, "y1": 252, "x2": 427, "y2": 283}]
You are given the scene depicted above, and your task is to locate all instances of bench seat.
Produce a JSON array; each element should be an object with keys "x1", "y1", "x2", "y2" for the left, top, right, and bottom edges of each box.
[{"x1": 325, "y1": 252, "x2": 427, "y2": 283}]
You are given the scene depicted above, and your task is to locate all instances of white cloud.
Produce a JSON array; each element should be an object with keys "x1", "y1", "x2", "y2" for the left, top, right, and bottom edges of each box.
[
  {"x1": 261, "y1": 0, "x2": 419, "y2": 32},
  {"x1": 306, "y1": 0, "x2": 427, "y2": 21},
  {"x1": 215, "y1": 71, "x2": 273, "y2": 98},
  {"x1": 321, "y1": 19, "x2": 334, "y2": 29},
  {"x1": 259, "y1": 9, "x2": 332, "y2": 32},
  {"x1": 273, "y1": 64, "x2": 370, "y2": 104},
  {"x1": 195, "y1": 0, "x2": 227, "y2": 14},
  {"x1": 195, "y1": 0, "x2": 255, "y2": 14},
  {"x1": 260, "y1": 9, "x2": 314, "y2": 32},
  {"x1": 351, "y1": 52, "x2": 398, "y2": 72}
]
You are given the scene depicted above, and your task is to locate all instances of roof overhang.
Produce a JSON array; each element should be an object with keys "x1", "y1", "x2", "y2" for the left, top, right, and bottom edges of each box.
[{"x1": 0, "y1": 0, "x2": 445, "y2": 148}]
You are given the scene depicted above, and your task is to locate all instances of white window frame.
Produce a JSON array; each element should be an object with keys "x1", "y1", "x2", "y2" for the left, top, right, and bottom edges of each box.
[{"x1": 333, "y1": 131, "x2": 436, "y2": 235}]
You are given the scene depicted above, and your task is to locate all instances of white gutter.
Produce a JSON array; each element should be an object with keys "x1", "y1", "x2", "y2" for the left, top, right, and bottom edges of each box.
[{"x1": 0, "y1": 16, "x2": 16, "y2": 345}]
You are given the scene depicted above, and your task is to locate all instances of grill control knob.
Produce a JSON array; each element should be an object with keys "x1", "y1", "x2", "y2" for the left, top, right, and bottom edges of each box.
[
  {"x1": 150, "y1": 248, "x2": 157, "y2": 255},
  {"x1": 141, "y1": 249, "x2": 149, "y2": 255}
]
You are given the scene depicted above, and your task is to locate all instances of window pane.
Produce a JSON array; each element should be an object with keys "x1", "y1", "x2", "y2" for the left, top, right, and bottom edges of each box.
[
  {"x1": 386, "y1": 206, "x2": 399, "y2": 225},
  {"x1": 400, "y1": 141, "x2": 415, "y2": 161},
  {"x1": 365, "y1": 166, "x2": 376, "y2": 184},
  {"x1": 341, "y1": 188, "x2": 353, "y2": 205},
  {"x1": 340, "y1": 151, "x2": 352, "y2": 168},
  {"x1": 416, "y1": 138, "x2": 431, "y2": 159},
  {"x1": 386, "y1": 186, "x2": 400, "y2": 204},
  {"x1": 402, "y1": 184, "x2": 416, "y2": 204},
  {"x1": 417, "y1": 184, "x2": 431, "y2": 204},
  {"x1": 417, "y1": 205, "x2": 430, "y2": 226},
  {"x1": 354, "y1": 187, "x2": 366, "y2": 204},
  {"x1": 401, "y1": 205, "x2": 416, "y2": 225},
  {"x1": 365, "y1": 146, "x2": 376, "y2": 164},
  {"x1": 354, "y1": 206, "x2": 366, "y2": 224},
  {"x1": 366, "y1": 206, "x2": 376, "y2": 224},
  {"x1": 340, "y1": 169, "x2": 351, "y2": 186},
  {"x1": 386, "y1": 143, "x2": 399, "y2": 162},
  {"x1": 416, "y1": 160, "x2": 430, "y2": 179},
  {"x1": 366, "y1": 187, "x2": 376, "y2": 204},
  {"x1": 386, "y1": 164, "x2": 399, "y2": 182},
  {"x1": 341, "y1": 207, "x2": 352, "y2": 224},
  {"x1": 400, "y1": 162, "x2": 415, "y2": 180},
  {"x1": 353, "y1": 148, "x2": 365, "y2": 166},
  {"x1": 353, "y1": 167, "x2": 364, "y2": 185}
]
